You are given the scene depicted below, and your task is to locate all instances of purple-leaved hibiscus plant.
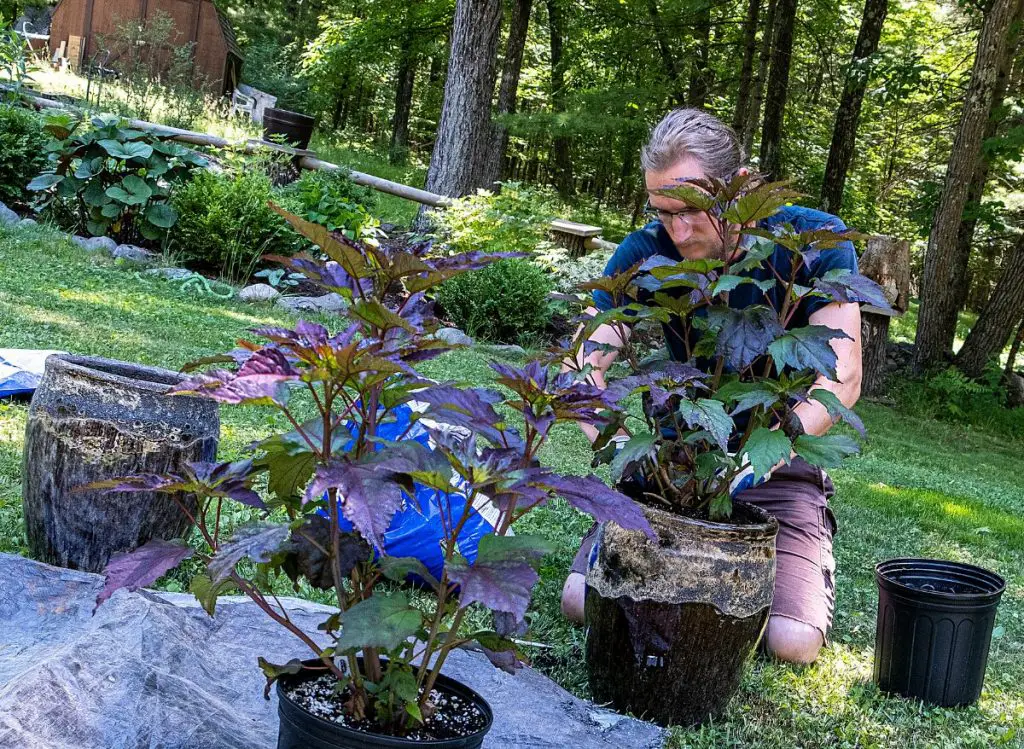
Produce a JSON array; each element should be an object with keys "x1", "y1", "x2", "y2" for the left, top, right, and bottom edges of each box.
[{"x1": 86, "y1": 205, "x2": 652, "y2": 735}]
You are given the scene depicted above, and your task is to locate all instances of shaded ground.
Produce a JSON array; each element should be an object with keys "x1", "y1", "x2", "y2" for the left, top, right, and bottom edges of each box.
[{"x1": 0, "y1": 222, "x2": 1021, "y2": 747}]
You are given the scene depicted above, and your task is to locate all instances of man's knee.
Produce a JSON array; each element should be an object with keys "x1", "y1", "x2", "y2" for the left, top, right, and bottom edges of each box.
[
  {"x1": 561, "y1": 572, "x2": 586, "y2": 624},
  {"x1": 763, "y1": 615, "x2": 824, "y2": 665}
]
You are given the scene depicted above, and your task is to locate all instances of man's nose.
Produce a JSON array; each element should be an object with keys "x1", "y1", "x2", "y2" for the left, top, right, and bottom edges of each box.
[{"x1": 666, "y1": 215, "x2": 693, "y2": 243}]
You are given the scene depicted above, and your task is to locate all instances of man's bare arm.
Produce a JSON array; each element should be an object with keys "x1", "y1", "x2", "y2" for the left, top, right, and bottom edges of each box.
[
  {"x1": 561, "y1": 307, "x2": 631, "y2": 443},
  {"x1": 791, "y1": 301, "x2": 862, "y2": 438}
]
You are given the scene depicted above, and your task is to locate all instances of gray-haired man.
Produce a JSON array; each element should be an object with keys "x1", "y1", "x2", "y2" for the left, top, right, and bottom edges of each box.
[{"x1": 560, "y1": 109, "x2": 862, "y2": 665}]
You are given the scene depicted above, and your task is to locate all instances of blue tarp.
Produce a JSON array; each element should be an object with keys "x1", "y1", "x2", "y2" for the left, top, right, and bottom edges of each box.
[{"x1": 0, "y1": 349, "x2": 64, "y2": 398}]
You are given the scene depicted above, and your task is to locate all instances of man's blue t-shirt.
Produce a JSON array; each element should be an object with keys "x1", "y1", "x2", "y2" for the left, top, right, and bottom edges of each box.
[{"x1": 592, "y1": 204, "x2": 858, "y2": 364}]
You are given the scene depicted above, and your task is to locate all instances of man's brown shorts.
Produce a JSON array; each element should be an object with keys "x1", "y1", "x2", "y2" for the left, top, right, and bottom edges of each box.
[{"x1": 570, "y1": 457, "x2": 837, "y2": 641}]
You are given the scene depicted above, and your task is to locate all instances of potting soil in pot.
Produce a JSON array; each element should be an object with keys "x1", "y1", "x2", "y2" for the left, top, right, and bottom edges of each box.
[{"x1": 285, "y1": 674, "x2": 488, "y2": 741}]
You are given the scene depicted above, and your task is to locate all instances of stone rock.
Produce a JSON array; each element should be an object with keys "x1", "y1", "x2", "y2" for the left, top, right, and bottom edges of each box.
[
  {"x1": 239, "y1": 283, "x2": 281, "y2": 303},
  {"x1": 0, "y1": 201, "x2": 18, "y2": 225},
  {"x1": 0, "y1": 553, "x2": 664, "y2": 749},
  {"x1": 144, "y1": 267, "x2": 194, "y2": 281},
  {"x1": 486, "y1": 344, "x2": 527, "y2": 357},
  {"x1": 435, "y1": 327, "x2": 474, "y2": 346},
  {"x1": 276, "y1": 293, "x2": 347, "y2": 314},
  {"x1": 1006, "y1": 372, "x2": 1024, "y2": 409},
  {"x1": 112, "y1": 244, "x2": 156, "y2": 263},
  {"x1": 72, "y1": 235, "x2": 118, "y2": 254},
  {"x1": 17, "y1": 218, "x2": 38, "y2": 228}
]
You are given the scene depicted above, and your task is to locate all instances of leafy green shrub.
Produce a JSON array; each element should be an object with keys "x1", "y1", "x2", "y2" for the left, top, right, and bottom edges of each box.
[
  {"x1": 437, "y1": 259, "x2": 555, "y2": 345},
  {"x1": 893, "y1": 366, "x2": 1024, "y2": 440},
  {"x1": 279, "y1": 169, "x2": 380, "y2": 241},
  {"x1": 170, "y1": 168, "x2": 289, "y2": 282},
  {"x1": 0, "y1": 105, "x2": 47, "y2": 208},
  {"x1": 28, "y1": 113, "x2": 206, "y2": 244},
  {"x1": 431, "y1": 182, "x2": 560, "y2": 258}
]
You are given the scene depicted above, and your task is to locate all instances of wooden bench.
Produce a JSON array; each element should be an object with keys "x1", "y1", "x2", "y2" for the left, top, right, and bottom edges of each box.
[{"x1": 549, "y1": 219, "x2": 617, "y2": 257}]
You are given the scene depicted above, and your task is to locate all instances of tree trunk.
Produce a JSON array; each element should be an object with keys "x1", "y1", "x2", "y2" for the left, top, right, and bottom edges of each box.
[
  {"x1": 732, "y1": 0, "x2": 762, "y2": 135},
  {"x1": 548, "y1": 0, "x2": 573, "y2": 197},
  {"x1": 687, "y1": 0, "x2": 712, "y2": 108},
  {"x1": 485, "y1": 0, "x2": 533, "y2": 186},
  {"x1": 861, "y1": 312, "x2": 892, "y2": 396},
  {"x1": 913, "y1": 0, "x2": 1021, "y2": 372},
  {"x1": 647, "y1": 0, "x2": 686, "y2": 104},
  {"x1": 819, "y1": 0, "x2": 889, "y2": 213},
  {"x1": 423, "y1": 0, "x2": 503, "y2": 198},
  {"x1": 956, "y1": 234, "x2": 1024, "y2": 378},
  {"x1": 389, "y1": 50, "x2": 417, "y2": 164},
  {"x1": 1005, "y1": 319, "x2": 1024, "y2": 376},
  {"x1": 758, "y1": 0, "x2": 797, "y2": 179},
  {"x1": 952, "y1": 0, "x2": 1024, "y2": 312},
  {"x1": 744, "y1": 0, "x2": 778, "y2": 157}
]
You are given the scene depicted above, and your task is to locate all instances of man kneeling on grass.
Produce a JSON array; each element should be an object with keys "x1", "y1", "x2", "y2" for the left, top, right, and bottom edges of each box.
[{"x1": 559, "y1": 108, "x2": 862, "y2": 665}]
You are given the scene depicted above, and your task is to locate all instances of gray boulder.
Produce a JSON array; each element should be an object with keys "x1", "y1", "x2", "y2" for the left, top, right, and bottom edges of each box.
[
  {"x1": 276, "y1": 293, "x2": 347, "y2": 314},
  {"x1": 112, "y1": 244, "x2": 157, "y2": 264},
  {"x1": 16, "y1": 218, "x2": 38, "y2": 229},
  {"x1": 0, "y1": 553, "x2": 664, "y2": 749},
  {"x1": 435, "y1": 327, "x2": 474, "y2": 347},
  {"x1": 145, "y1": 267, "x2": 194, "y2": 281},
  {"x1": 239, "y1": 283, "x2": 281, "y2": 303},
  {"x1": 72, "y1": 236, "x2": 118, "y2": 254},
  {"x1": 0, "y1": 201, "x2": 18, "y2": 226}
]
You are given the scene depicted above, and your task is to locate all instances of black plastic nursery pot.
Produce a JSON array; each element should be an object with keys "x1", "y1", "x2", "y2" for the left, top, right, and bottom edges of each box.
[
  {"x1": 263, "y1": 107, "x2": 317, "y2": 150},
  {"x1": 277, "y1": 659, "x2": 493, "y2": 749},
  {"x1": 874, "y1": 558, "x2": 1006, "y2": 707},
  {"x1": 584, "y1": 502, "x2": 779, "y2": 727}
]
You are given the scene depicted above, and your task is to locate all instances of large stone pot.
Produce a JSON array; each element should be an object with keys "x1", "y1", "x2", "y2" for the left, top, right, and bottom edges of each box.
[
  {"x1": 584, "y1": 502, "x2": 778, "y2": 726},
  {"x1": 21, "y1": 354, "x2": 219, "y2": 572}
]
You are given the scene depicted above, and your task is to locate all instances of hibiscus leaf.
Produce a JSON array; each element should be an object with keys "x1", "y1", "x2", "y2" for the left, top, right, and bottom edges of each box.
[
  {"x1": 809, "y1": 389, "x2": 866, "y2": 437},
  {"x1": 446, "y1": 535, "x2": 553, "y2": 621},
  {"x1": 745, "y1": 428, "x2": 792, "y2": 479},
  {"x1": 768, "y1": 325, "x2": 851, "y2": 380},
  {"x1": 793, "y1": 434, "x2": 860, "y2": 468},
  {"x1": 208, "y1": 523, "x2": 290, "y2": 584},
  {"x1": 97, "y1": 539, "x2": 193, "y2": 608},
  {"x1": 677, "y1": 398, "x2": 733, "y2": 452},
  {"x1": 714, "y1": 306, "x2": 784, "y2": 371},
  {"x1": 335, "y1": 592, "x2": 424, "y2": 653}
]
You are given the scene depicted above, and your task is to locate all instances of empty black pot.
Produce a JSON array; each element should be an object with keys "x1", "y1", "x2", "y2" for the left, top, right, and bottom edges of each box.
[
  {"x1": 263, "y1": 107, "x2": 316, "y2": 150},
  {"x1": 874, "y1": 558, "x2": 1005, "y2": 707}
]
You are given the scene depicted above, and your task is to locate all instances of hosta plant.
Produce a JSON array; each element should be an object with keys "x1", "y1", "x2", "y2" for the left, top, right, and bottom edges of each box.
[
  {"x1": 557, "y1": 175, "x2": 890, "y2": 520},
  {"x1": 88, "y1": 205, "x2": 651, "y2": 737},
  {"x1": 28, "y1": 113, "x2": 207, "y2": 244}
]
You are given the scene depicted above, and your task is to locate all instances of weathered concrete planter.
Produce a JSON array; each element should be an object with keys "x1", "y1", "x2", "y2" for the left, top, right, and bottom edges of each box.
[
  {"x1": 21, "y1": 354, "x2": 219, "y2": 572},
  {"x1": 585, "y1": 502, "x2": 778, "y2": 726}
]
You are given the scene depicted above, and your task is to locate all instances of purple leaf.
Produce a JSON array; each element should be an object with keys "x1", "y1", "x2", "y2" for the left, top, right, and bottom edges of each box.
[
  {"x1": 446, "y1": 535, "x2": 553, "y2": 621},
  {"x1": 414, "y1": 385, "x2": 523, "y2": 448},
  {"x1": 305, "y1": 461, "x2": 406, "y2": 550},
  {"x1": 82, "y1": 460, "x2": 264, "y2": 509},
  {"x1": 208, "y1": 523, "x2": 290, "y2": 584},
  {"x1": 97, "y1": 539, "x2": 193, "y2": 608},
  {"x1": 711, "y1": 306, "x2": 784, "y2": 371},
  {"x1": 768, "y1": 325, "x2": 852, "y2": 380},
  {"x1": 813, "y1": 269, "x2": 891, "y2": 310},
  {"x1": 523, "y1": 470, "x2": 655, "y2": 539}
]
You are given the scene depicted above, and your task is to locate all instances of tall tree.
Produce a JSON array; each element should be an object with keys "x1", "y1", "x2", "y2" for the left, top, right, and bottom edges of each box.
[
  {"x1": 647, "y1": 0, "x2": 686, "y2": 104},
  {"x1": 424, "y1": 0, "x2": 504, "y2": 198},
  {"x1": 732, "y1": 0, "x2": 762, "y2": 135},
  {"x1": 743, "y1": 0, "x2": 779, "y2": 157},
  {"x1": 485, "y1": 0, "x2": 534, "y2": 185},
  {"x1": 548, "y1": 0, "x2": 574, "y2": 196},
  {"x1": 913, "y1": 0, "x2": 1022, "y2": 372},
  {"x1": 819, "y1": 0, "x2": 890, "y2": 213},
  {"x1": 390, "y1": 47, "x2": 418, "y2": 164},
  {"x1": 952, "y1": 0, "x2": 1024, "y2": 311},
  {"x1": 687, "y1": 0, "x2": 712, "y2": 108},
  {"x1": 758, "y1": 0, "x2": 797, "y2": 178},
  {"x1": 956, "y1": 234, "x2": 1024, "y2": 378}
]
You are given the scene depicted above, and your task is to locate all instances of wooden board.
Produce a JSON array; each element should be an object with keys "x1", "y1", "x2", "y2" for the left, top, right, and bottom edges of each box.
[
  {"x1": 66, "y1": 35, "x2": 84, "y2": 71},
  {"x1": 550, "y1": 218, "x2": 603, "y2": 237}
]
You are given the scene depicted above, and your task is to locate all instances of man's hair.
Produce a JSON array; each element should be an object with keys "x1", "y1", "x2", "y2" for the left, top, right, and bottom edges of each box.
[{"x1": 641, "y1": 108, "x2": 745, "y2": 179}]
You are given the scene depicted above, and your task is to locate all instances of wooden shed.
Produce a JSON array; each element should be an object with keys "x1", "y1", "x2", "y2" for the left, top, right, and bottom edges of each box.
[{"x1": 49, "y1": 0, "x2": 243, "y2": 94}]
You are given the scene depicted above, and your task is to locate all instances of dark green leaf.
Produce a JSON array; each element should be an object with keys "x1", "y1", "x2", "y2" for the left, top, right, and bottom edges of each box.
[
  {"x1": 745, "y1": 428, "x2": 792, "y2": 478},
  {"x1": 676, "y1": 398, "x2": 733, "y2": 452},
  {"x1": 335, "y1": 592, "x2": 424, "y2": 653},
  {"x1": 768, "y1": 325, "x2": 851, "y2": 380},
  {"x1": 793, "y1": 434, "x2": 860, "y2": 467},
  {"x1": 145, "y1": 202, "x2": 177, "y2": 229},
  {"x1": 809, "y1": 389, "x2": 866, "y2": 437},
  {"x1": 608, "y1": 433, "x2": 657, "y2": 483}
]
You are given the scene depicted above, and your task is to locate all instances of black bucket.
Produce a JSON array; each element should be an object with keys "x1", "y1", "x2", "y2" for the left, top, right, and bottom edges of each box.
[
  {"x1": 263, "y1": 107, "x2": 316, "y2": 150},
  {"x1": 277, "y1": 659, "x2": 493, "y2": 749},
  {"x1": 874, "y1": 558, "x2": 1005, "y2": 707}
]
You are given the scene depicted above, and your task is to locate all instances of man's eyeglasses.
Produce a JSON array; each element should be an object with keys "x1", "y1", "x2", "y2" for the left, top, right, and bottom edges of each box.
[{"x1": 644, "y1": 201, "x2": 704, "y2": 225}]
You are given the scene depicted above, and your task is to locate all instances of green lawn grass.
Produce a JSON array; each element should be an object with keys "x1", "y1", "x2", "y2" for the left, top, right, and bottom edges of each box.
[{"x1": 1, "y1": 222, "x2": 1022, "y2": 747}]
